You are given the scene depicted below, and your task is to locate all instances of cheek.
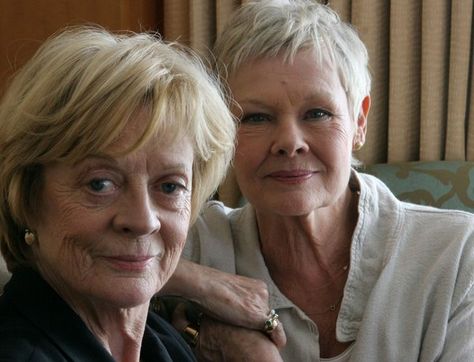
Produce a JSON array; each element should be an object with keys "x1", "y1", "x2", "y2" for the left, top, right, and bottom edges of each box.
[
  {"x1": 33, "y1": 232, "x2": 99, "y2": 289},
  {"x1": 318, "y1": 124, "x2": 354, "y2": 156},
  {"x1": 234, "y1": 136, "x2": 262, "y2": 172},
  {"x1": 56, "y1": 235, "x2": 96, "y2": 271},
  {"x1": 162, "y1": 210, "x2": 191, "y2": 254},
  {"x1": 35, "y1": 195, "x2": 108, "y2": 271},
  {"x1": 38, "y1": 184, "x2": 93, "y2": 234},
  {"x1": 236, "y1": 125, "x2": 268, "y2": 152},
  {"x1": 155, "y1": 217, "x2": 190, "y2": 285}
]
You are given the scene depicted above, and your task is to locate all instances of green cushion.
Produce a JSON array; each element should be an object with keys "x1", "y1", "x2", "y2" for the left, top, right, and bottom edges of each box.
[{"x1": 361, "y1": 161, "x2": 474, "y2": 212}]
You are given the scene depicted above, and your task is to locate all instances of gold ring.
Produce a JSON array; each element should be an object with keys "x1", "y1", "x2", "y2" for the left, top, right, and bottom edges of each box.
[
  {"x1": 263, "y1": 309, "x2": 279, "y2": 334},
  {"x1": 182, "y1": 325, "x2": 199, "y2": 347}
]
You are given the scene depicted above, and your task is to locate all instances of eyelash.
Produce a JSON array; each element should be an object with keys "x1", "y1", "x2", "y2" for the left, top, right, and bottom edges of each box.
[
  {"x1": 240, "y1": 113, "x2": 271, "y2": 124},
  {"x1": 87, "y1": 178, "x2": 116, "y2": 194},
  {"x1": 160, "y1": 182, "x2": 187, "y2": 195},
  {"x1": 241, "y1": 108, "x2": 333, "y2": 124},
  {"x1": 304, "y1": 108, "x2": 333, "y2": 120},
  {"x1": 87, "y1": 179, "x2": 187, "y2": 195}
]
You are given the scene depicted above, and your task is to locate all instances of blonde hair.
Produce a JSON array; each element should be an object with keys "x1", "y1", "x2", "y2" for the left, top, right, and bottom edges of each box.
[
  {"x1": 0, "y1": 26, "x2": 235, "y2": 271},
  {"x1": 213, "y1": 0, "x2": 371, "y2": 120}
]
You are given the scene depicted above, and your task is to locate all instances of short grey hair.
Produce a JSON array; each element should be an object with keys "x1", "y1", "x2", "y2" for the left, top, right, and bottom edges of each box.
[{"x1": 213, "y1": 0, "x2": 371, "y2": 120}]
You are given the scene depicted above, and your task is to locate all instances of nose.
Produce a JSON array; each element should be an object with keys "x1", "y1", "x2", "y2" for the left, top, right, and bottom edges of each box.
[
  {"x1": 113, "y1": 188, "x2": 160, "y2": 238},
  {"x1": 270, "y1": 118, "x2": 309, "y2": 157}
]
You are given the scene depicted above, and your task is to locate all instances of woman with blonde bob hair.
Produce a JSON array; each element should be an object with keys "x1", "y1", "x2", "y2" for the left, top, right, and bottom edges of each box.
[{"x1": 0, "y1": 26, "x2": 234, "y2": 361}]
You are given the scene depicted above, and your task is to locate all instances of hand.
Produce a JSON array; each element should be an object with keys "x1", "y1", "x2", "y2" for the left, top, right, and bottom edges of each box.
[
  {"x1": 173, "y1": 304, "x2": 286, "y2": 362},
  {"x1": 163, "y1": 259, "x2": 273, "y2": 330}
]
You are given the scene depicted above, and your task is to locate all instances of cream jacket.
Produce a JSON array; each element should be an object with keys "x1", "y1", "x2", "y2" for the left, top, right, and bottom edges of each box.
[{"x1": 183, "y1": 172, "x2": 474, "y2": 361}]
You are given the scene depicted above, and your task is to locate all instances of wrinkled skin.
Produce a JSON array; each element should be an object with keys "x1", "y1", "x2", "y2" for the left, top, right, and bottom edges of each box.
[
  {"x1": 164, "y1": 48, "x2": 370, "y2": 359},
  {"x1": 173, "y1": 303, "x2": 285, "y2": 362}
]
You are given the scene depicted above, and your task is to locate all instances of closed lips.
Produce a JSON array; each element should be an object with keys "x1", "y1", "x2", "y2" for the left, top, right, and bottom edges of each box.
[{"x1": 268, "y1": 170, "x2": 314, "y2": 177}]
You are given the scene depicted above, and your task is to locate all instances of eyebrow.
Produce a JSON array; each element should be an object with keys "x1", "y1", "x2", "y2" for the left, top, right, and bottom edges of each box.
[
  {"x1": 74, "y1": 154, "x2": 117, "y2": 167},
  {"x1": 303, "y1": 89, "x2": 336, "y2": 102},
  {"x1": 236, "y1": 99, "x2": 270, "y2": 107},
  {"x1": 237, "y1": 90, "x2": 339, "y2": 108},
  {"x1": 76, "y1": 154, "x2": 192, "y2": 175}
]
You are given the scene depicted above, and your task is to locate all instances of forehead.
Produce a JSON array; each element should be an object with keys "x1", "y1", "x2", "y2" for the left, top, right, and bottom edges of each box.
[
  {"x1": 48, "y1": 134, "x2": 194, "y2": 182},
  {"x1": 228, "y1": 49, "x2": 345, "y2": 102},
  {"x1": 105, "y1": 108, "x2": 188, "y2": 156},
  {"x1": 106, "y1": 112, "x2": 150, "y2": 155},
  {"x1": 65, "y1": 110, "x2": 195, "y2": 174}
]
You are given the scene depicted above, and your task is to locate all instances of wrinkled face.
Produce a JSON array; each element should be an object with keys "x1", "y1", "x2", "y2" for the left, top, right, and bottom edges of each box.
[
  {"x1": 229, "y1": 49, "x2": 366, "y2": 216},
  {"x1": 32, "y1": 115, "x2": 194, "y2": 309}
]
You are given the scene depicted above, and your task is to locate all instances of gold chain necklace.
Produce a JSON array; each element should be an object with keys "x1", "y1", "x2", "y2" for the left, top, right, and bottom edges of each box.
[
  {"x1": 310, "y1": 263, "x2": 349, "y2": 292},
  {"x1": 306, "y1": 264, "x2": 349, "y2": 315},
  {"x1": 307, "y1": 293, "x2": 344, "y2": 315}
]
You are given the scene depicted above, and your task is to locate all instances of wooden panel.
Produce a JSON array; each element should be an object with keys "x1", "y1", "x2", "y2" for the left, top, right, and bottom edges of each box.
[{"x1": 0, "y1": 0, "x2": 160, "y2": 96}]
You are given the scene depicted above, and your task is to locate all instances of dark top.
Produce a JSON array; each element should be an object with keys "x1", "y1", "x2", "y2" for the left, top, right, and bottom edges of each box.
[{"x1": 0, "y1": 268, "x2": 196, "y2": 361}]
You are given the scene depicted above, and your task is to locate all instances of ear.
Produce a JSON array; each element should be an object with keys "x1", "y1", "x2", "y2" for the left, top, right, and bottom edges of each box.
[{"x1": 355, "y1": 95, "x2": 371, "y2": 145}]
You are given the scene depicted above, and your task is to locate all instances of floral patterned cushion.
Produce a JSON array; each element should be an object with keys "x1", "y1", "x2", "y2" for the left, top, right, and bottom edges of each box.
[{"x1": 362, "y1": 161, "x2": 474, "y2": 212}]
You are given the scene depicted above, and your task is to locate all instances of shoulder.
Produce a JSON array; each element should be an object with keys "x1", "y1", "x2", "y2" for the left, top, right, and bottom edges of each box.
[
  {"x1": 189, "y1": 201, "x2": 233, "y2": 237},
  {"x1": 0, "y1": 271, "x2": 113, "y2": 362},
  {"x1": 357, "y1": 169, "x2": 474, "y2": 225},
  {"x1": 398, "y1": 197, "x2": 474, "y2": 247},
  {"x1": 357, "y1": 170, "x2": 474, "y2": 236},
  {"x1": 183, "y1": 201, "x2": 238, "y2": 272},
  {"x1": 196, "y1": 200, "x2": 234, "y2": 222},
  {"x1": 0, "y1": 296, "x2": 65, "y2": 361},
  {"x1": 356, "y1": 170, "x2": 474, "y2": 291},
  {"x1": 0, "y1": 319, "x2": 65, "y2": 361}
]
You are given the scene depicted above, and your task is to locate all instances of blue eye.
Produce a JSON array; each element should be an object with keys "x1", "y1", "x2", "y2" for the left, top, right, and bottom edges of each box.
[
  {"x1": 161, "y1": 182, "x2": 179, "y2": 194},
  {"x1": 305, "y1": 109, "x2": 332, "y2": 120},
  {"x1": 88, "y1": 179, "x2": 114, "y2": 193},
  {"x1": 241, "y1": 113, "x2": 271, "y2": 124}
]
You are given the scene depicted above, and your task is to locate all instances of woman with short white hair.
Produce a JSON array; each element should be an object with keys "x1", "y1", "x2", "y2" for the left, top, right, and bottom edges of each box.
[{"x1": 164, "y1": 1, "x2": 474, "y2": 361}]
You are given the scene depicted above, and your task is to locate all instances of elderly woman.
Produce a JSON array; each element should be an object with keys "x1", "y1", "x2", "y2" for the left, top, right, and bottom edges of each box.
[
  {"x1": 162, "y1": 1, "x2": 474, "y2": 361},
  {"x1": 0, "y1": 27, "x2": 235, "y2": 361}
]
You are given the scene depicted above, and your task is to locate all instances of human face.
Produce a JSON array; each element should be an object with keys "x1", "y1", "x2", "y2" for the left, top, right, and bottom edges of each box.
[
  {"x1": 229, "y1": 49, "x2": 367, "y2": 216},
  {"x1": 32, "y1": 116, "x2": 193, "y2": 309}
]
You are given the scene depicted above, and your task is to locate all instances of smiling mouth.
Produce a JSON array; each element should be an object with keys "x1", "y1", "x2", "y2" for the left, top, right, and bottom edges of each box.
[
  {"x1": 104, "y1": 255, "x2": 156, "y2": 272},
  {"x1": 267, "y1": 170, "x2": 315, "y2": 184}
]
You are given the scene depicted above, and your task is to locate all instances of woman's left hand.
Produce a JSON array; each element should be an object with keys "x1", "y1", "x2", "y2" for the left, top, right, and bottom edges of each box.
[
  {"x1": 161, "y1": 259, "x2": 277, "y2": 331},
  {"x1": 172, "y1": 302, "x2": 287, "y2": 356}
]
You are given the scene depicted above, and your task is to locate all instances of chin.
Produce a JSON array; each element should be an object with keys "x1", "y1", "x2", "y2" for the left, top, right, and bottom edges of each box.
[
  {"x1": 114, "y1": 292, "x2": 153, "y2": 309},
  {"x1": 253, "y1": 194, "x2": 325, "y2": 216},
  {"x1": 99, "y1": 279, "x2": 156, "y2": 309},
  {"x1": 276, "y1": 206, "x2": 317, "y2": 217}
]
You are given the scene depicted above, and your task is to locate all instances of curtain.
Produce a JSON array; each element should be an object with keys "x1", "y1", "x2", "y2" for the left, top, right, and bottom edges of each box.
[{"x1": 161, "y1": 0, "x2": 474, "y2": 207}]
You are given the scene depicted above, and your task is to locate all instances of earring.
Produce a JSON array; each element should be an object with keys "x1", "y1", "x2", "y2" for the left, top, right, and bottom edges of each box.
[
  {"x1": 353, "y1": 141, "x2": 364, "y2": 151},
  {"x1": 24, "y1": 229, "x2": 36, "y2": 245}
]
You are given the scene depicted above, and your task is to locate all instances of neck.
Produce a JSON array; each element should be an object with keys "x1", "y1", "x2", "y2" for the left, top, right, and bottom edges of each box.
[
  {"x1": 63, "y1": 289, "x2": 148, "y2": 362},
  {"x1": 38, "y1": 268, "x2": 149, "y2": 362},
  {"x1": 254, "y1": 185, "x2": 359, "y2": 359},
  {"x1": 81, "y1": 302, "x2": 148, "y2": 362},
  {"x1": 256, "y1": 185, "x2": 358, "y2": 276}
]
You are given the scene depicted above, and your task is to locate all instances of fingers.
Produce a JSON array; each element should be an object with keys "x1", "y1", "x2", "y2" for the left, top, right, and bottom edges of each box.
[
  {"x1": 172, "y1": 302, "x2": 201, "y2": 349},
  {"x1": 172, "y1": 300, "x2": 287, "y2": 354},
  {"x1": 266, "y1": 322, "x2": 287, "y2": 350},
  {"x1": 197, "y1": 317, "x2": 284, "y2": 362},
  {"x1": 171, "y1": 302, "x2": 189, "y2": 331},
  {"x1": 201, "y1": 271, "x2": 270, "y2": 328},
  {"x1": 260, "y1": 309, "x2": 286, "y2": 350}
]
